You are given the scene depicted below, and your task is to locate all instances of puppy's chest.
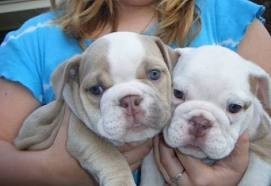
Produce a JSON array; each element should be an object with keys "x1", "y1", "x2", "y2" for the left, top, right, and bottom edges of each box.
[{"x1": 241, "y1": 153, "x2": 271, "y2": 185}]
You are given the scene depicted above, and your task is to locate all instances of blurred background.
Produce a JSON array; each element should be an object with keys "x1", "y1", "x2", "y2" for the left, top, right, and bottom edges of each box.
[
  {"x1": 0, "y1": 0, "x2": 270, "y2": 43},
  {"x1": 0, "y1": 0, "x2": 50, "y2": 42}
]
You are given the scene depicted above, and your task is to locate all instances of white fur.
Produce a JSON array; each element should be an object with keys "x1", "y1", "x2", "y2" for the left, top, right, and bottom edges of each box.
[
  {"x1": 164, "y1": 100, "x2": 237, "y2": 159},
  {"x1": 84, "y1": 32, "x2": 171, "y2": 185},
  {"x1": 165, "y1": 45, "x2": 271, "y2": 185},
  {"x1": 107, "y1": 32, "x2": 145, "y2": 83},
  {"x1": 15, "y1": 32, "x2": 172, "y2": 186},
  {"x1": 98, "y1": 33, "x2": 171, "y2": 186},
  {"x1": 239, "y1": 153, "x2": 271, "y2": 186},
  {"x1": 140, "y1": 150, "x2": 164, "y2": 186},
  {"x1": 98, "y1": 81, "x2": 166, "y2": 143},
  {"x1": 79, "y1": 32, "x2": 170, "y2": 146}
]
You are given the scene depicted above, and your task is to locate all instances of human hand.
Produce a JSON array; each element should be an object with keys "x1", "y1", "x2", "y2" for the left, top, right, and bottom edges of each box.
[
  {"x1": 156, "y1": 132, "x2": 249, "y2": 186},
  {"x1": 118, "y1": 139, "x2": 153, "y2": 171}
]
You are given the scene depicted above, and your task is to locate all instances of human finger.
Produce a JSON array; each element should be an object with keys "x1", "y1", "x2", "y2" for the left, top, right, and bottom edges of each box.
[
  {"x1": 175, "y1": 151, "x2": 210, "y2": 178},
  {"x1": 158, "y1": 136, "x2": 184, "y2": 181}
]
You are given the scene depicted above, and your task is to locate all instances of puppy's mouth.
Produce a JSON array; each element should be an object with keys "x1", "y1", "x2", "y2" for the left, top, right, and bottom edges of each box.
[
  {"x1": 128, "y1": 122, "x2": 148, "y2": 132},
  {"x1": 179, "y1": 142, "x2": 209, "y2": 159},
  {"x1": 183, "y1": 141, "x2": 203, "y2": 151},
  {"x1": 186, "y1": 143, "x2": 200, "y2": 149},
  {"x1": 126, "y1": 117, "x2": 148, "y2": 132}
]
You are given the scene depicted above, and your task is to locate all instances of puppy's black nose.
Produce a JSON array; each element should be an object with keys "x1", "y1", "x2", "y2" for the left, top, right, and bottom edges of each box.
[
  {"x1": 119, "y1": 95, "x2": 143, "y2": 115},
  {"x1": 188, "y1": 115, "x2": 212, "y2": 138}
]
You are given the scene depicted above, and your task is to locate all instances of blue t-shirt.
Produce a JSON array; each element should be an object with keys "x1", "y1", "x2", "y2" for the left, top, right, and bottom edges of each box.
[
  {"x1": 0, "y1": 0, "x2": 265, "y2": 184},
  {"x1": 0, "y1": 0, "x2": 264, "y2": 104}
]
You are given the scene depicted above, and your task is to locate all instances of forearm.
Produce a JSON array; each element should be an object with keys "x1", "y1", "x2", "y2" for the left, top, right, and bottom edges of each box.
[
  {"x1": 238, "y1": 20, "x2": 271, "y2": 74},
  {"x1": 0, "y1": 140, "x2": 97, "y2": 186},
  {"x1": 0, "y1": 141, "x2": 56, "y2": 186}
]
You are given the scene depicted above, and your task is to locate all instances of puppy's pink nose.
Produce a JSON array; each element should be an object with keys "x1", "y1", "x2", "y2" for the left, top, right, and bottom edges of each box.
[
  {"x1": 119, "y1": 95, "x2": 142, "y2": 115},
  {"x1": 188, "y1": 115, "x2": 212, "y2": 138}
]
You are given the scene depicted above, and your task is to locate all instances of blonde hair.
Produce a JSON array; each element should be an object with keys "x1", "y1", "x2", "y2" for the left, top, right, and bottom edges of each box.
[
  {"x1": 157, "y1": 0, "x2": 200, "y2": 46},
  {"x1": 50, "y1": 0, "x2": 200, "y2": 47}
]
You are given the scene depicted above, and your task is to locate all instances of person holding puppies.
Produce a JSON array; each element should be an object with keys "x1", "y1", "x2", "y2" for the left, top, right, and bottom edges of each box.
[{"x1": 0, "y1": 0, "x2": 270, "y2": 185}]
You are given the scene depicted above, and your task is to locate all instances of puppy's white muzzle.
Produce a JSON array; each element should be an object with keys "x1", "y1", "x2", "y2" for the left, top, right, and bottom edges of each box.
[
  {"x1": 164, "y1": 100, "x2": 238, "y2": 159},
  {"x1": 98, "y1": 81, "x2": 170, "y2": 143}
]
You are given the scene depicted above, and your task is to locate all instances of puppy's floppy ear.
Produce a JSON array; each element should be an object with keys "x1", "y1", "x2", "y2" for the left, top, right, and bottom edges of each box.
[
  {"x1": 52, "y1": 55, "x2": 81, "y2": 100},
  {"x1": 55, "y1": 55, "x2": 92, "y2": 128},
  {"x1": 249, "y1": 63, "x2": 271, "y2": 164},
  {"x1": 249, "y1": 65, "x2": 271, "y2": 115},
  {"x1": 14, "y1": 55, "x2": 82, "y2": 150},
  {"x1": 14, "y1": 101, "x2": 66, "y2": 150},
  {"x1": 153, "y1": 37, "x2": 180, "y2": 71}
]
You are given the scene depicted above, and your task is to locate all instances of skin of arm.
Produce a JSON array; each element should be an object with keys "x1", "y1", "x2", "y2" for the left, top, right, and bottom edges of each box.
[
  {"x1": 238, "y1": 20, "x2": 271, "y2": 73},
  {"x1": 158, "y1": 20, "x2": 270, "y2": 186}
]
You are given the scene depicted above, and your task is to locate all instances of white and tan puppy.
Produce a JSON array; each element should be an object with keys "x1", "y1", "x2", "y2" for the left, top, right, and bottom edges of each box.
[
  {"x1": 15, "y1": 32, "x2": 179, "y2": 186},
  {"x1": 163, "y1": 45, "x2": 271, "y2": 186}
]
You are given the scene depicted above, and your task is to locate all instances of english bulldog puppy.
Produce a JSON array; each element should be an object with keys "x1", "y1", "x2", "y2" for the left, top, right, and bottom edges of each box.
[
  {"x1": 163, "y1": 45, "x2": 271, "y2": 186},
  {"x1": 15, "y1": 32, "x2": 179, "y2": 186}
]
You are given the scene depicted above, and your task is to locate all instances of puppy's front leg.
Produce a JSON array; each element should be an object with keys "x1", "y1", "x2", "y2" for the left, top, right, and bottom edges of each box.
[{"x1": 67, "y1": 114, "x2": 135, "y2": 186}]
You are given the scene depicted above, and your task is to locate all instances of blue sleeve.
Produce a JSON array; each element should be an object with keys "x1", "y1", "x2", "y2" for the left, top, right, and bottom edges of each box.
[
  {"x1": 215, "y1": 0, "x2": 265, "y2": 50},
  {"x1": 0, "y1": 19, "x2": 45, "y2": 103}
]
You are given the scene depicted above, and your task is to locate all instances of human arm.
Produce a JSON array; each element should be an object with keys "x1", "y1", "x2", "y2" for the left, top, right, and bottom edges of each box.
[
  {"x1": 0, "y1": 78, "x2": 49, "y2": 185},
  {"x1": 238, "y1": 20, "x2": 271, "y2": 73}
]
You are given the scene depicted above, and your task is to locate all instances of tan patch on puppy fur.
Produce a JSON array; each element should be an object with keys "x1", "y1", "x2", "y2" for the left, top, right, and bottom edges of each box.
[
  {"x1": 249, "y1": 75, "x2": 271, "y2": 112},
  {"x1": 138, "y1": 36, "x2": 180, "y2": 102},
  {"x1": 79, "y1": 40, "x2": 114, "y2": 106},
  {"x1": 250, "y1": 121, "x2": 271, "y2": 164},
  {"x1": 249, "y1": 75, "x2": 271, "y2": 164},
  {"x1": 139, "y1": 36, "x2": 179, "y2": 71},
  {"x1": 15, "y1": 33, "x2": 178, "y2": 186}
]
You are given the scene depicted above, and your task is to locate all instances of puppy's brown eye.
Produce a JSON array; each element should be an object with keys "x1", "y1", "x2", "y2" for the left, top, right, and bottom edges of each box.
[
  {"x1": 87, "y1": 85, "x2": 104, "y2": 96},
  {"x1": 148, "y1": 69, "x2": 161, "y2": 80},
  {"x1": 174, "y1": 89, "x2": 185, "y2": 100},
  {"x1": 228, "y1": 103, "x2": 242, "y2": 113}
]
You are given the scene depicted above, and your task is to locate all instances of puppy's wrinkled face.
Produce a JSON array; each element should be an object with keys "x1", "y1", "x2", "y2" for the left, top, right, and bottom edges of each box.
[
  {"x1": 164, "y1": 46, "x2": 268, "y2": 160},
  {"x1": 77, "y1": 32, "x2": 173, "y2": 144}
]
